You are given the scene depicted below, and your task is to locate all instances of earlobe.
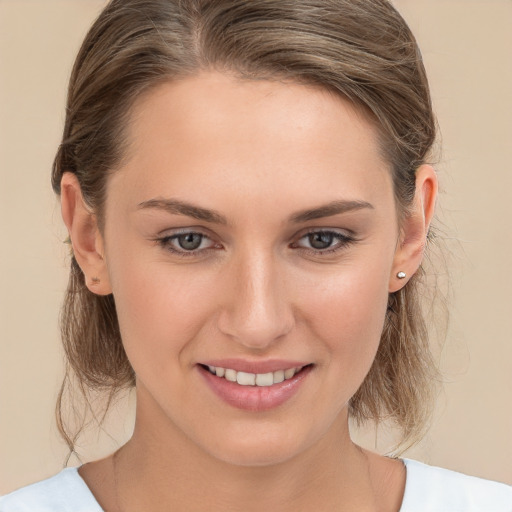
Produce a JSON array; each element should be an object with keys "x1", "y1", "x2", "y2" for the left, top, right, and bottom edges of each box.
[
  {"x1": 389, "y1": 165, "x2": 438, "y2": 293},
  {"x1": 60, "y1": 172, "x2": 112, "y2": 295}
]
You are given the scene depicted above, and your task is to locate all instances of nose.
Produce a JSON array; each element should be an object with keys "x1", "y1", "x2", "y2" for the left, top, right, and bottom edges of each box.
[{"x1": 217, "y1": 249, "x2": 295, "y2": 351}]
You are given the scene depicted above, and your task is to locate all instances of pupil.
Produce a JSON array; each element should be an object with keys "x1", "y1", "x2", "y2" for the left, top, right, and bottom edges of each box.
[
  {"x1": 178, "y1": 233, "x2": 202, "y2": 250},
  {"x1": 309, "y1": 232, "x2": 333, "y2": 249}
]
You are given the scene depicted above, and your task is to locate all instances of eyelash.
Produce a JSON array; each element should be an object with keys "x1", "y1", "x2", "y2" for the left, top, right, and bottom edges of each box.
[{"x1": 155, "y1": 229, "x2": 356, "y2": 259}]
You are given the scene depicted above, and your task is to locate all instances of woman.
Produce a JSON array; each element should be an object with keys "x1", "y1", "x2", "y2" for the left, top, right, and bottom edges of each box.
[{"x1": 1, "y1": 0, "x2": 510, "y2": 510}]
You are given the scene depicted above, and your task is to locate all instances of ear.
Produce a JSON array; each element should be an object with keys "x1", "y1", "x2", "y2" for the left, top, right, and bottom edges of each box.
[
  {"x1": 389, "y1": 165, "x2": 438, "y2": 292},
  {"x1": 60, "y1": 172, "x2": 112, "y2": 295}
]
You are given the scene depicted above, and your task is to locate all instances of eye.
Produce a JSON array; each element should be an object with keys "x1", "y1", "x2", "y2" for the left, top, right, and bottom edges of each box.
[
  {"x1": 306, "y1": 232, "x2": 336, "y2": 250},
  {"x1": 174, "y1": 232, "x2": 204, "y2": 251},
  {"x1": 157, "y1": 231, "x2": 219, "y2": 257},
  {"x1": 293, "y1": 230, "x2": 355, "y2": 255}
]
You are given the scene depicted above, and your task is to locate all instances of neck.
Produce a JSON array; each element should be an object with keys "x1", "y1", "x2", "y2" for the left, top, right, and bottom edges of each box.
[{"x1": 113, "y1": 392, "x2": 383, "y2": 512}]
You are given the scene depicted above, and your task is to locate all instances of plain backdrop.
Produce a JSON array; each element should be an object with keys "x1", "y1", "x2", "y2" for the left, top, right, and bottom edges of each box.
[{"x1": 1, "y1": 0, "x2": 511, "y2": 494}]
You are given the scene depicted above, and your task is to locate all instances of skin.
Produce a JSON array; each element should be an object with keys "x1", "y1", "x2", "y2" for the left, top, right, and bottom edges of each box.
[{"x1": 61, "y1": 71, "x2": 437, "y2": 512}]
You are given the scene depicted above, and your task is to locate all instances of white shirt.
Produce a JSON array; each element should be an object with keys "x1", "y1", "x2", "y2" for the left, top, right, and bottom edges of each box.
[{"x1": 1, "y1": 458, "x2": 511, "y2": 511}]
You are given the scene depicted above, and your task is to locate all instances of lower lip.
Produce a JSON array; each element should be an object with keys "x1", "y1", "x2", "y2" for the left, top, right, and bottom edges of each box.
[{"x1": 198, "y1": 365, "x2": 313, "y2": 412}]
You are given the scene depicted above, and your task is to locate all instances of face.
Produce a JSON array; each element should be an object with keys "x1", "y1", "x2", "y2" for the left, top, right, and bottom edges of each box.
[{"x1": 100, "y1": 72, "x2": 401, "y2": 466}]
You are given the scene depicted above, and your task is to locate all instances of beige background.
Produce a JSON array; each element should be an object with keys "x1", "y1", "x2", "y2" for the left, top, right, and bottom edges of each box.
[{"x1": 1, "y1": 0, "x2": 511, "y2": 494}]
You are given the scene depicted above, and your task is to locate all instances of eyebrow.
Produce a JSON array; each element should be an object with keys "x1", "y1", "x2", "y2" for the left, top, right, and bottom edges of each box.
[
  {"x1": 289, "y1": 199, "x2": 374, "y2": 223},
  {"x1": 137, "y1": 198, "x2": 228, "y2": 225},
  {"x1": 137, "y1": 198, "x2": 374, "y2": 225}
]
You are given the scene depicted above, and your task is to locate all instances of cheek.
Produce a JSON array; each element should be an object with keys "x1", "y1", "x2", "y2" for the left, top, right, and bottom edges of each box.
[
  {"x1": 107, "y1": 252, "x2": 217, "y2": 375},
  {"x1": 299, "y1": 261, "x2": 390, "y2": 374}
]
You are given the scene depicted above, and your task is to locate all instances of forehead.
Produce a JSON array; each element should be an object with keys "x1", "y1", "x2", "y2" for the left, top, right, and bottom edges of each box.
[
  {"x1": 127, "y1": 71, "x2": 380, "y2": 157},
  {"x1": 111, "y1": 71, "x2": 393, "y2": 217}
]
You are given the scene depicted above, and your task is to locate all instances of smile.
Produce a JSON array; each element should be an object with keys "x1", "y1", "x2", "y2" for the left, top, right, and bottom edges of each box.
[
  {"x1": 205, "y1": 365, "x2": 304, "y2": 387},
  {"x1": 198, "y1": 363, "x2": 313, "y2": 411}
]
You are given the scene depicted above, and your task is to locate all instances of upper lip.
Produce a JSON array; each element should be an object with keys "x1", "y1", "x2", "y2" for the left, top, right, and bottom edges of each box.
[{"x1": 199, "y1": 359, "x2": 310, "y2": 374}]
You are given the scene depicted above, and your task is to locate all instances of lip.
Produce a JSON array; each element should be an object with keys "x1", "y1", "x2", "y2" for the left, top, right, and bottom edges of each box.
[
  {"x1": 197, "y1": 362, "x2": 313, "y2": 412},
  {"x1": 199, "y1": 358, "x2": 309, "y2": 374}
]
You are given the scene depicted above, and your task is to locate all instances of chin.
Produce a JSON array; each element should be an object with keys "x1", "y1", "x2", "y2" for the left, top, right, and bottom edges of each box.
[
  {"x1": 208, "y1": 439, "x2": 301, "y2": 468},
  {"x1": 192, "y1": 420, "x2": 318, "y2": 468}
]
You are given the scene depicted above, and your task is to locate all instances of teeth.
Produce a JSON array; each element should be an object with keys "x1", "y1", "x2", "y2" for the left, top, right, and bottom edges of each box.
[
  {"x1": 284, "y1": 368, "x2": 295, "y2": 379},
  {"x1": 237, "y1": 371, "x2": 256, "y2": 386},
  {"x1": 255, "y1": 372, "x2": 273, "y2": 387},
  {"x1": 224, "y1": 368, "x2": 237, "y2": 382},
  {"x1": 206, "y1": 365, "x2": 304, "y2": 386},
  {"x1": 273, "y1": 369, "x2": 285, "y2": 384}
]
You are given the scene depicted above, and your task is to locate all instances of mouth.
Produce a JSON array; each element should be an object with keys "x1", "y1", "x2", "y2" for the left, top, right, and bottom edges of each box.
[
  {"x1": 197, "y1": 363, "x2": 313, "y2": 411},
  {"x1": 200, "y1": 364, "x2": 308, "y2": 387}
]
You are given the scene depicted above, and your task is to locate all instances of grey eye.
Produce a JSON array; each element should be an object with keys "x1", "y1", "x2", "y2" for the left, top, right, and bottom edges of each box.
[
  {"x1": 177, "y1": 233, "x2": 204, "y2": 250},
  {"x1": 307, "y1": 232, "x2": 334, "y2": 250}
]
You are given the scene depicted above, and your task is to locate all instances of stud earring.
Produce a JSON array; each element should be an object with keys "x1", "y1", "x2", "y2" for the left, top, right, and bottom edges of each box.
[{"x1": 396, "y1": 271, "x2": 406, "y2": 279}]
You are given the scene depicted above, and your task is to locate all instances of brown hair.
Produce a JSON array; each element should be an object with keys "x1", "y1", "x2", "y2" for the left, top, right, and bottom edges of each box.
[{"x1": 53, "y1": 0, "x2": 440, "y2": 461}]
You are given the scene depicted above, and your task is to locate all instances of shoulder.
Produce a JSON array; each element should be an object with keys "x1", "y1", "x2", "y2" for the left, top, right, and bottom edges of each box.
[
  {"x1": 0, "y1": 467, "x2": 103, "y2": 512},
  {"x1": 400, "y1": 458, "x2": 512, "y2": 512}
]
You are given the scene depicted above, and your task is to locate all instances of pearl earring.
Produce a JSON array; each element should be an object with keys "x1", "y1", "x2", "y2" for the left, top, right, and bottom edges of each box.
[{"x1": 396, "y1": 271, "x2": 406, "y2": 279}]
